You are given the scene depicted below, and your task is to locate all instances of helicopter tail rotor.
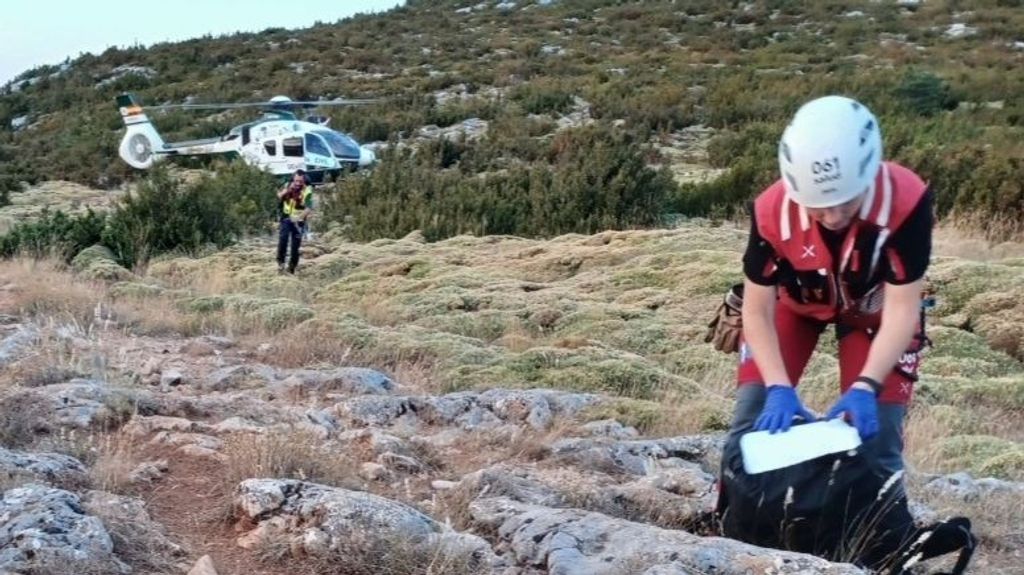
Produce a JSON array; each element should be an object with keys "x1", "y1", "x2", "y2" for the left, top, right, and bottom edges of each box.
[{"x1": 116, "y1": 93, "x2": 166, "y2": 169}]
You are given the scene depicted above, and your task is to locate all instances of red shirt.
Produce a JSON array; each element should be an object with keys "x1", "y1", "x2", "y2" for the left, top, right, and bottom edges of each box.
[{"x1": 743, "y1": 162, "x2": 933, "y2": 323}]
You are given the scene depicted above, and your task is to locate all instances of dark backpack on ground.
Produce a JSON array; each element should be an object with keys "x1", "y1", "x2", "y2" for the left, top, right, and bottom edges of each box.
[{"x1": 715, "y1": 422, "x2": 976, "y2": 574}]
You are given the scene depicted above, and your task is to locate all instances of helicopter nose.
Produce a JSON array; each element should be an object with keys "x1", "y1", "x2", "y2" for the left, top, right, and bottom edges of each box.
[{"x1": 359, "y1": 146, "x2": 376, "y2": 167}]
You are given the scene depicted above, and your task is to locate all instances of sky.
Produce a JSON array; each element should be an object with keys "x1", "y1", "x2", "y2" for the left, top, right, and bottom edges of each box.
[{"x1": 0, "y1": 0, "x2": 405, "y2": 84}]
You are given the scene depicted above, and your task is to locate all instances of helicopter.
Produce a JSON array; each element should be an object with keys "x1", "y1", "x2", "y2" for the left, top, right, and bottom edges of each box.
[{"x1": 116, "y1": 92, "x2": 379, "y2": 183}]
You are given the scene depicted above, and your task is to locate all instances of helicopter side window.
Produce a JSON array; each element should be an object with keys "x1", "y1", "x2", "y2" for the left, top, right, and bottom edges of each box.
[
  {"x1": 304, "y1": 133, "x2": 331, "y2": 157},
  {"x1": 282, "y1": 137, "x2": 303, "y2": 157},
  {"x1": 264, "y1": 141, "x2": 277, "y2": 156}
]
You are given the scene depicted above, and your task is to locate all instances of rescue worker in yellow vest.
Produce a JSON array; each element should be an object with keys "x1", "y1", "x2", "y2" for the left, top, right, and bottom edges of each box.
[{"x1": 276, "y1": 169, "x2": 313, "y2": 275}]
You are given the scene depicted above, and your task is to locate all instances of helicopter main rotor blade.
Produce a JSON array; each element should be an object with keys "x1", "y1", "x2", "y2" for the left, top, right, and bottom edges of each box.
[
  {"x1": 286, "y1": 99, "x2": 381, "y2": 106},
  {"x1": 142, "y1": 98, "x2": 380, "y2": 111}
]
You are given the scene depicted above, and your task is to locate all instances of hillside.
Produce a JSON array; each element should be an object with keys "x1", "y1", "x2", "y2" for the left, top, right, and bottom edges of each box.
[
  {"x1": 2, "y1": 0, "x2": 1024, "y2": 238},
  {"x1": 2, "y1": 222, "x2": 1023, "y2": 573},
  {"x1": 3, "y1": 1, "x2": 1024, "y2": 573}
]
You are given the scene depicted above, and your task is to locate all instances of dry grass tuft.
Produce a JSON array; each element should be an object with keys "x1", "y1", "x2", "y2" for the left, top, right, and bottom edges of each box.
[
  {"x1": 0, "y1": 258, "x2": 109, "y2": 325},
  {"x1": 905, "y1": 406, "x2": 963, "y2": 473},
  {"x1": 0, "y1": 391, "x2": 51, "y2": 449},
  {"x1": 248, "y1": 320, "x2": 449, "y2": 393},
  {"x1": 244, "y1": 320, "x2": 355, "y2": 368},
  {"x1": 7, "y1": 364, "x2": 85, "y2": 388},
  {"x1": 221, "y1": 429, "x2": 362, "y2": 491},
  {"x1": 943, "y1": 216, "x2": 1024, "y2": 252},
  {"x1": 456, "y1": 421, "x2": 578, "y2": 467},
  {"x1": 352, "y1": 294, "x2": 406, "y2": 327},
  {"x1": 25, "y1": 428, "x2": 141, "y2": 492},
  {"x1": 88, "y1": 432, "x2": 144, "y2": 493},
  {"x1": 433, "y1": 484, "x2": 482, "y2": 533},
  {"x1": 109, "y1": 293, "x2": 205, "y2": 337},
  {"x1": 406, "y1": 438, "x2": 447, "y2": 473},
  {"x1": 389, "y1": 359, "x2": 444, "y2": 394}
]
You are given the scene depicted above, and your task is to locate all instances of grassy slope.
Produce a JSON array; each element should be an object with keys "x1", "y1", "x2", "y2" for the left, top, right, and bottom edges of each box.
[
  {"x1": 4, "y1": 221, "x2": 1022, "y2": 571},
  {"x1": 75, "y1": 221, "x2": 1022, "y2": 481}
]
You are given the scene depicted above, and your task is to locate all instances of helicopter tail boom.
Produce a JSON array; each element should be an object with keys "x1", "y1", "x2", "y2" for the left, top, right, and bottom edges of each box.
[{"x1": 116, "y1": 93, "x2": 167, "y2": 169}]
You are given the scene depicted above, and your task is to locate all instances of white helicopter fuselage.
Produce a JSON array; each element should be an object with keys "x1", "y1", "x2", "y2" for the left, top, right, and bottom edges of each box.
[{"x1": 117, "y1": 94, "x2": 376, "y2": 181}]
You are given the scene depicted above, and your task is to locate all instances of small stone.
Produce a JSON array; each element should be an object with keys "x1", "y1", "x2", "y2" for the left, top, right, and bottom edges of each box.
[
  {"x1": 302, "y1": 528, "x2": 330, "y2": 554},
  {"x1": 181, "y1": 341, "x2": 216, "y2": 357},
  {"x1": 212, "y1": 417, "x2": 265, "y2": 434},
  {"x1": 128, "y1": 459, "x2": 168, "y2": 484},
  {"x1": 431, "y1": 480, "x2": 458, "y2": 490},
  {"x1": 141, "y1": 357, "x2": 161, "y2": 376},
  {"x1": 160, "y1": 369, "x2": 184, "y2": 389},
  {"x1": 236, "y1": 516, "x2": 287, "y2": 549},
  {"x1": 235, "y1": 527, "x2": 264, "y2": 550},
  {"x1": 581, "y1": 419, "x2": 640, "y2": 440},
  {"x1": 360, "y1": 462, "x2": 390, "y2": 481},
  {"x1": 124, "y1": 415, "x2": 198, "y2": 436},
  {"x1": 187, "y1": 555, "x2": 219, "y2": 575},
  {"x1": 179, "y1": 445, "x2": 226, "y2": 462},
  {"x1": 202, "y1": 335, "x2": 236, "y2": 349},
  {"x1": 377, "y1": 452, "x2": 424, "y2": 473}
]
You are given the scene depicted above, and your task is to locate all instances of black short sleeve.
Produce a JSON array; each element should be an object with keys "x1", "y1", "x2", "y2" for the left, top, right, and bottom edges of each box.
[
  {"x1": 743, "y1": 208, "x2": 779, "y2": 286},
  {"x1": 884, "y1": 188, "x2": 934, "y2": 285}
]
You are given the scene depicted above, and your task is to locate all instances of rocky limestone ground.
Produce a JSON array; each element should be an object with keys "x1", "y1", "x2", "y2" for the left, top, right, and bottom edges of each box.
[{"x1": 2, "y1": 223, "x2": 1024, "y2": 574}]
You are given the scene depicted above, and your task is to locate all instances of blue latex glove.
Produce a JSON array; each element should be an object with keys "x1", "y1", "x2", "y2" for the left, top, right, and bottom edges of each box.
[
  {"x1": 754, "y1": 385, "x2": 817, "y2": 434},
  {"x1": 826, "y1": 388, "x2": 879, "y2": 441}
]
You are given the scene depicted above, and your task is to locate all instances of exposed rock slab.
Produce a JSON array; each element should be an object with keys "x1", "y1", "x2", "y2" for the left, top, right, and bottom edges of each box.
[
  {"x1": 0, "y1": 448, "x2": 87, "y2": 488},
  {"x1": 549, "y1": 435, "x2": 721, "y2": 475},
  {"x1": 0, "y1": 485, "x2": 127, "y2": 573},
  {"x1": 2, "y1": 380, "x2": 163, "y2": 430},
  {"x1": 454, "y1": 463, "x2": 714, "y2": 529},
  {"x1": 334, "y1": 388, "x2": 600, "y2": 431},
  {"x1": 922, "y1": 471, "x2": 1024, "y2": 501},
  {"x1": 470, "y1": 497, "x2": 866, "y2": 575},
  {"x1": 233, "y1": 479, "x2": 498, "y2": 567},
  {"x1": 81, "y1": 490, "x2": 185, "y2": 563},
  {"x1": 272, "y1": 367, "x2": 395, "y2": 398},
  {"x1": 0, "y1": 325, "x2": 38, "y2": 368}
]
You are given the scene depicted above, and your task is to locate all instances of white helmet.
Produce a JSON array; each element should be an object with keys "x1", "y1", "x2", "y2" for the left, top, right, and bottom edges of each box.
[{"x1": 778, "y1": 95, "x2": 882, "y2": 208}]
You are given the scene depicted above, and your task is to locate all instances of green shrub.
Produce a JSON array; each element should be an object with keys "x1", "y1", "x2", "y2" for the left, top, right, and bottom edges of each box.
[
  {"x1": 0, "y1": 164, "x2": 279, "y2": 268},
  {"x1": 100, "y1": 168, "x2": 233, "y2": 267},
  {"x1": 321, "y1": 123, "x2": 676, "y2": 241},
  {"x1": 510, "y1": 78, "x2": 576, "y2": 115},
  {"x1": 70, "y1": 244, "x2": 132, "y2": 280},
  {"x1": 0, "y1": 208, "x2": 106, "y2": 260},
  {"x1": 896, "y1": 70, "x2": 957, "y2": 117}
]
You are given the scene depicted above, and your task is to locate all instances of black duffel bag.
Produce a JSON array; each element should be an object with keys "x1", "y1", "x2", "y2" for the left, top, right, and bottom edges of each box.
[{"x1": 716, "y1": 422, "x2": 976, "y2": 574}]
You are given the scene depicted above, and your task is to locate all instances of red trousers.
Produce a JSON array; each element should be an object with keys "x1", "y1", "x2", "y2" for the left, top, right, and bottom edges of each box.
[{"x1": 737, "y1": 302, "x2": 921, "y2": 405}]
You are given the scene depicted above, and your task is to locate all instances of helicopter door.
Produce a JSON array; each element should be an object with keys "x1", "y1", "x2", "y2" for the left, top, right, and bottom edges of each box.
[
  {"x1": 303, "y1": 133, "x2": 337, "y2": 172},
  {"x1": 274, "y1": 136, "x2": 305, "y2": 174}
]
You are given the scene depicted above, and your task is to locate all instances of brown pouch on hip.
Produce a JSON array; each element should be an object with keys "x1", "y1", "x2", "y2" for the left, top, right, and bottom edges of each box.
[{"x1": 705, "y1": 283, "x2": 744, "y2": 354}]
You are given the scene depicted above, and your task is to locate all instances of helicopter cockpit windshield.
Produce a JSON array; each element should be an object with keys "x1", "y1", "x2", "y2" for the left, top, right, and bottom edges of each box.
[
  {"x1": 303, "y1": 133, "x2": 331, "y2": 158},
  {"x1": 315, "y1": 130, "x2": 361, "y2": 162}
]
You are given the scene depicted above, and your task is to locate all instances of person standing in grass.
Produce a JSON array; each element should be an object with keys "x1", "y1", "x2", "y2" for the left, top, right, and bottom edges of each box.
[
  {"x1": 276, "y1": 169, "x2": 313, "y2": 275},
  {"x1": 709, "y1": 95, "x2": 935, "y2": 474}
]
